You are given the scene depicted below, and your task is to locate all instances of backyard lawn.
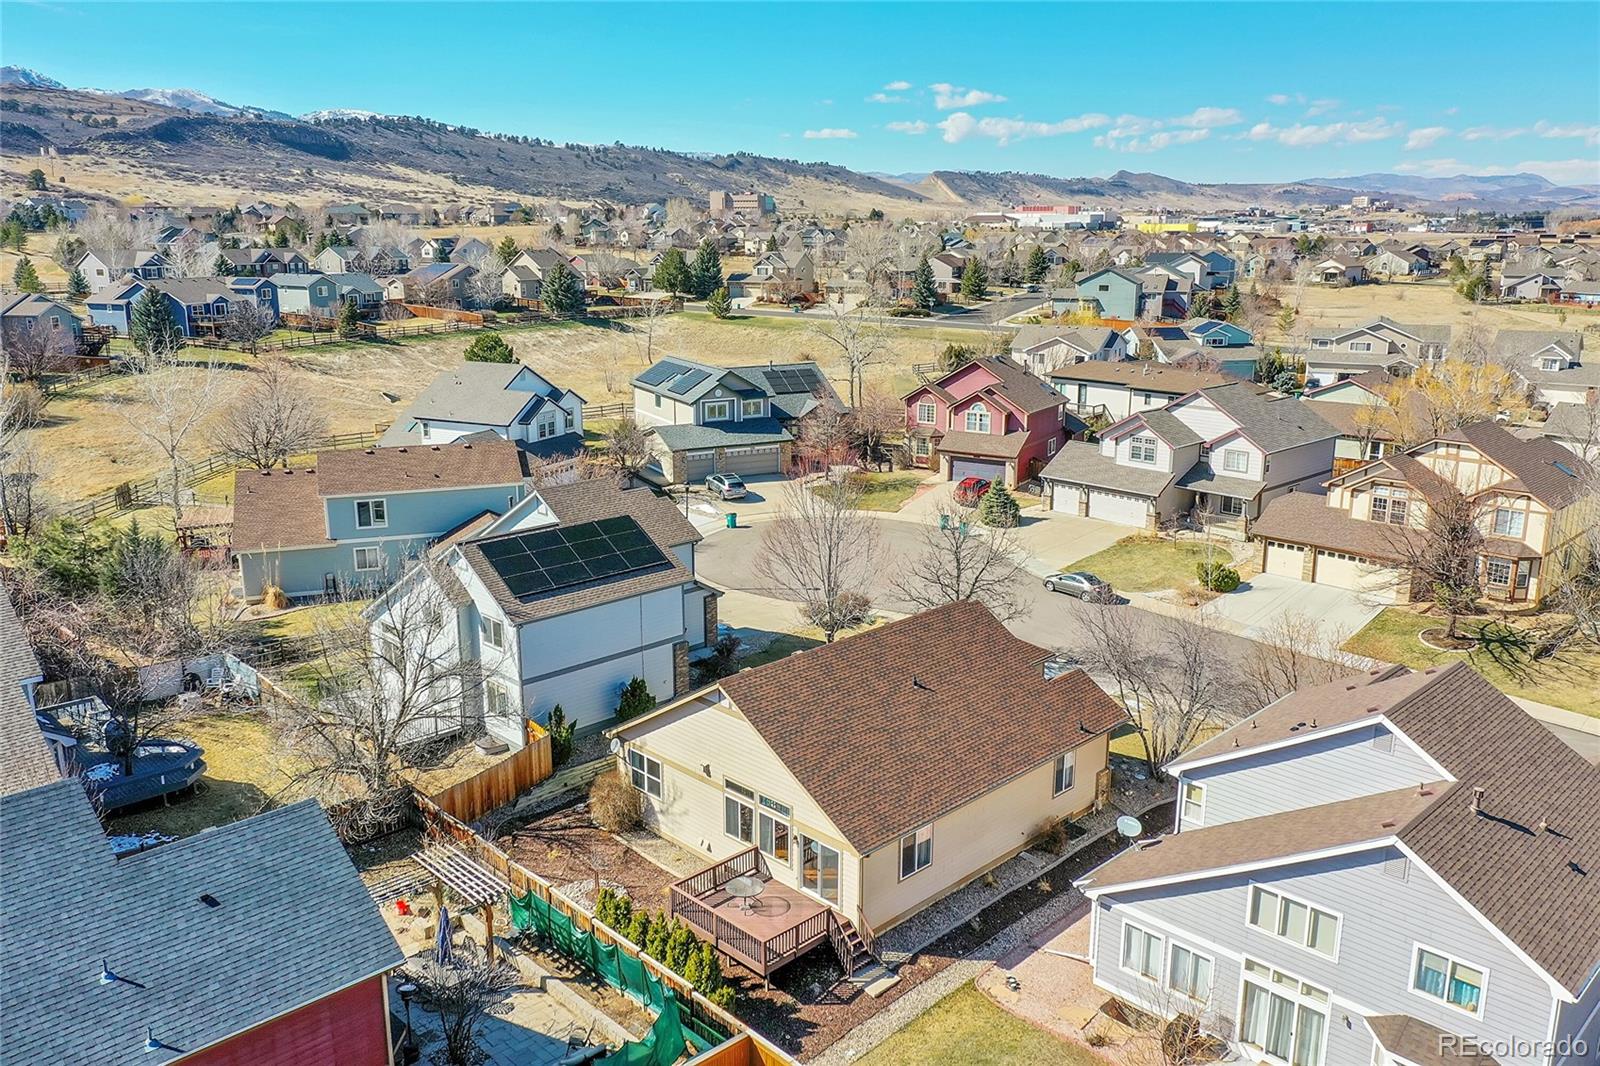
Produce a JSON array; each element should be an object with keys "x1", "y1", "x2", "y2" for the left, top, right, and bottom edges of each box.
[
  {"x1": 855, "y1": 983, "x2": 1103, "y2": 1066},
  {"x1": 815, "y1": 471, "x2": 929, "y2": 511},
  {"x1": 1344, "y1": 607, "x2": 1600, "y2": 717},
  {"x1": 1065, "y1": 535, "x2": 1213, "y2": 593}
]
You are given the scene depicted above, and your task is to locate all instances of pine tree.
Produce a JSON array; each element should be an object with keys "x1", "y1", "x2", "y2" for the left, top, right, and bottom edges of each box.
[
  {"x1": 1024, "y1": 245, "x2": 1048, "y2": 285},
  {"x1": 66, "y1": 265, "x2": 89, "y2": 299},
  {"x1": 463, "y1": 333, "x2": 515, "y2": 362},
  {"x1": 764, "y1": 235, "x2": 778, "y2": 252},
  {"x1": 129, "y1": 287, "x2": 183, "y2": 355},
  {"x1": 617, "y1": 676, "x2": 654, "y2": 720},
  {"x1": 652, "y1": 247, "x2": 690, "y2": 296},
  {"x1": 689, "y1": 240, "x2": 723, "y2": 299},
  {"x1": 541, "y1": 261, "x2": 584, "y2": 316},
  {"x1": 705, "y1": 286, "x2": 733, "y2": 319},
  {"x1": 337, "y1": 299, "x2": 362, "y2": 339},
  {"x1": 213, "y1": 254, "x2": 234, "y2": 277},
  {"x1": 911, "y1": 256, "x2": 938, "y2": 310},
  {"x1": 959, "y1": 257, "x2": 989, "y2": 300},
  {"x1": 495, "y1": 236, "x2": 520, "y2": 262},
  {"x1": 979, "y1": 481, "x2": 1021, "y2": 528},
  {"x1": 11, "y1": 256, "x2": 42, "y2": 294},
  {"x1": 1220, "y1": 285, "x2": 1243, "y2": 321}
]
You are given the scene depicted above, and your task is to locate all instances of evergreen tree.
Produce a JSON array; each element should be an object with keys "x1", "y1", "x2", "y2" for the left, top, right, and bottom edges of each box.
[
  {"x1": 1220, "y1": 285, "x2": 1243, "y2": 321},
  {"x1": 978, "y1": 481, "x2": 1021, "y2": 528},
  {"x1": 1024, "y1": 245, "x2": 1048, "y2": 285},
  {"x1": 129, "y1": 287, "x2": 183, "y2": 355},
  {"x1": 959, "y1": 257, "x2": 989, "y2": 300},
  {"x1": 66, "y1": 265, "x2": 89, "y2": 299},
  {"x1": 705, "y1": 286, "x2": 733, "y2": 319},
  {"x1": 213, "y1": 254, "x2": 234, "y2": 277},
  {"x1": 463, "y1": 333, "x2": 515, "y2": 362},
  {"x1": 764, "y1": 235, "x2": 778, "y2": 252},
  {"x1": 541, "y1": 261, "x2": 584, "y2": 316},
  {"x1": 495, "y1": 236, "x2": 520, "y2": 262},
  {"x1": 652, "y1": 247, "x2": 690, "y2": 296},
  {"x1": 11, "y1": 256, "x2": 42, "y2": 294},
  {"x1": 911, "y1": 256, "x2": 938, "y2": 310},
  {"x1": 337, "y1": 299, "x2": 362, "y2": 339},
  {"x1": 271, "y1": 228, "x2": 290, "y2": 248},
  {"x1": 689, "y1": 240, "x2": 723, "y2": 299},
  {"x1": 617, "y1": 676, "x2": 654, "y2": 721},
  {"x1": 26, "y1": 168, "x2": 46, "y2": 191}
]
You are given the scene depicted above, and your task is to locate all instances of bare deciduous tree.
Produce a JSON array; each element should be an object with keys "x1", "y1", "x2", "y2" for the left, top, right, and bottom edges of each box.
[
  {"x1": 210, "y1": 360, "x2": 328, "y2": 470},
  {"x1": 626, "y1": 292, "x2": 674, "y2": 365},
  {"x1": 755, "y1": 479, "x2": 881, "y2": 642},
  {"x1": 404, "y1": 940, "x2": 521, "y2": 1066},
  {"x1": 119, "y1": 343, "x2": 223, "y2": 527},
  {"x1": 809, "y1": 301, "x2": 888, "y2": 407},
  {"x1": 1382, "y1": 485, "x2": 1485, "y2": 640},
  {"x1": 1, "y1": 319, "x2": 78, "y2": 380},
  {"x1": 893, "y1": 507, "x2": 1027, "y2": 621},
  {"x1": 1238, "y1": 610, "x2": 1368, "y2": 710},
  {"x1": 853, "y1": 386, "x2": 903, "y2": 469},
  {"x1": 0, "y1": 371, "x2": 51, "y2": 537},
  {"x1": 601, "y1": 418, "x2": 654, "y2": 486},
  {"x1": 165, "y1": 234, "x2": 217, "y2": 278},
  {"x1": 76, "y1": 206, "x2": 164, "y2": 259},
  {"x1": 220, "y1": 299, "x2": 276, "y2": 354}
]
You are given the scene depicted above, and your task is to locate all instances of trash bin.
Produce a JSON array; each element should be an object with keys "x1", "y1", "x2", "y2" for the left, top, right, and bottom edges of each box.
[
  {"x1": 938, "y1": 513, "x2": 950, "y2": 530},
  {"x1": 725, "y1": 512, "x2": 737, "y2": 529}
]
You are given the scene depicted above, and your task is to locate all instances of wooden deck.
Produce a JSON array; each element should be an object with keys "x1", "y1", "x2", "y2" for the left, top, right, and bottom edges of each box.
[{"x1": 669, "y1": 847, "x2": 838, "y2": 980}]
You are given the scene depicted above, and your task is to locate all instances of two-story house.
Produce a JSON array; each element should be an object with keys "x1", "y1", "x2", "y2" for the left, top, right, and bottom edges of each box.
[
  {"x1": 1304, "y1": 318, "x2": 1450, "y2": 386},
  {"x1": 1057, "y1": 268, "x2": 1192, "y2": 322},
  {"x1": 1009, "y1": 325, "x2": 1127, "y2": 374},
  {"x1": 1075, "y1": 662, "x2": 1600, "y2": 1066},
  {"x1": 216, "y1": 247, "x2": 310, "y2": 277},
  {"x1": 608, "y1": 601, "x2": 1125, "y2": 981},
  {"x1": 1145, "y1": 251, "x2": 1236, "y2": 291},
  {"x1": 1495, "y1": 330, "x2": 1594, "y2": 408},
  {"x1": 1299, "y1": 369, "x2": 1428, "y2": 476},
  {"x1": 1499, "y1": 272, "x2": 1565, "y2": 303},
  {"x1": 365, "y1": 477, "x2": 715, "y2": 745},
  {"x1": 1252, "y1": 420, "x2": 1595, "y2": 606},
  {"x1": 271, "y1": 273, "x2": 342, "y2": 320},
  {"x1": 387, "y1": 262, "x2": 477, "y2": 306},
  {"x1": 86, "y1": 276, "x2": 279, "y2": 338},
  {"x1": 904, "y1": 356, "x2": 1074, "y2": 488},
  {"x1": 1040, "y1": 381, "x2": 1337, "y2": 528},
  {"x1": 1, "y1": 293, "x2": 84, "y2": 354},
  {"x1": 75, "y1": 247, "x2": 170, "y2": 288},
  {"x1": 725, "y1": 248, "x2": 815, "y2": 302},
  {"x1": 1046, "y1": 361, "x2": 1241, "y2": 423},
  {"x1": 379, "y1": 362, "x2": 586, "y2": 455},
  {"x1": 230, "y1": 438, "x2": 530, "y2": 601},
  {"x1": 499, "y1": 248, "x2": 572, "y2": 301},
  {"x1": 632, "y1": 358, "x2": 840, "y2": 484}
]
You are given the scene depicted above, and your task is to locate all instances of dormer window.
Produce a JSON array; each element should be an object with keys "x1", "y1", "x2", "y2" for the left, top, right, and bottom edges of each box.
[
  {"x1": 1129, "y1": 435, "x2": 1158, "y2": 464},
  {"x1": 1540, "y1": 356, "x2": 1563, "y2": 372},
  {"x1": 742, "y1": 399, "x2": 765, "y2": 418},
  {"x1": 1369, "y1": 485, "x2": 1409, "y2": 525},
  {"x1": 703, "y1": 399, "x2": 733, "y2": 422},
  {"x1": 965, "y1": 402, "x2": 991, "y2": 433}
]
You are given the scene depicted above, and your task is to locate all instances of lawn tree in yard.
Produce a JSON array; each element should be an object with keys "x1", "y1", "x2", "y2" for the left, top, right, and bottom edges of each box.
[
  {"x1": 0, "y1": 362, "x2": 50, "y2": 537},
  {"x1": 705, "y1": 285, "x2": 733, "y2": 319},
  {"x1": 466, "y1": 251, "x2": 511, "y2": 309},
  {"x1": 689, "y1": 239, "x2": 724, "y2": 299},
  {"x1": 1077, "y1": 606, "x2": 1233, "y2": 777},
  {"x1": 602, "y1": 417, "x2": 654, "y2": 486},
  {"x1": 810, "y1": 299, "x2": 888, "y2": 407},
  {"x1": 337, "y1": 298, "x2": 362, "y2": 339},
  {"x1": 220, "y1": 299, "x2": 275, "y2": 354},
  {"x1": 937, "y1": 342, "x2": 977, "y2": 373},
  {"x1": 794, "y1": 403, "x2": 857, "y2": 473},
  {"x1": 65, "y1": 266, "x2": 89, "y2": 299},
  {"x1": 911, "y1": 255, "x2": 938, "y2": 310},
  {"x1": 1118, "y1": 980, "x2": 1235, "y2": 1066},
  {"x1": 129, "y1": 286, "x2": 183, "y2": 356},
  {"x1": 853, "y1": 386, "x2": 903, "y2": 468},
  {"x1": 893, "y1": 507, "x2": 1027, "y2": 622},
  {"x1": 165, "y1": 234, "x2": 216, "y2": 278},
  {"x1": 119, "y1": 340, "x2": 222, "y2": 527},
  {"x1": 2, "y1": 318, "x2": 76, "y2": 381},
  {"x1": 11, "y1": 256, "x2": 43, "y2": 294},
  {"x1": 1024, "y1": 244, "x2": 1048, "y2": 285},
  {"x1": 959, "y1": 256, "x2": 989, "y2": 300},
  {"x1": 1372, "y1": 360, "x2": 1523, "y2": 447},
  {"x1": 1383, "y1": 485, "x2": 1484, "y2": 640},
  {"x1": 463, "y1": 332, "x2": 515, "y2": 363},
  {"x1": 627, "y1": 292, "x2": 674, "y2": 365},
  {"x1": 495, "y1": 235, "x2": 519, "y2": 262},
  {"x1": 755, "y1": 477, "x2": 881, "y2": 642},
  {"x1": 652, "y1": 246, "x2": 690, "y2": 296},
  {"x1": 210, "y1": 359, "x2": 329, "y2": 470},
  {"x1": 978, "y1": 481, "x2": 1021, "y2": 527},
  {"x1": 541, "y1": 260, "x2": 585, "y2": 316},
  {"x1": 1238, "y1": 610, "x2": 1367, "y2": 710},
  {"x1": 845, "y1": 223, "x2": 897, "y2": 303},
  {"x1": 405, "y1": 940, "x2": 520, "y2": 1066}
]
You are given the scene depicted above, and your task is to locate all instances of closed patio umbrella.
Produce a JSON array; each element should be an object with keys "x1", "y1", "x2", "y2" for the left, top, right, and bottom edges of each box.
[{"x1": 435, "y1": 905, "x2": 453, "y2": 965}]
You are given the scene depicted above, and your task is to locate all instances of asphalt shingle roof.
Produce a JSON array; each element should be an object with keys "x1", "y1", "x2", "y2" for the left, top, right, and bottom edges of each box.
[
  {"x1": 0, "y1": 591, "x2": 57, "y2": 799},
  {"x1": 1039, "y1": 440, "x2": 1179, "y2": 498},
  {"x1": 1192, "y1": 381, "x2": 1338, "y2": 452},
  {"x1": 651, "y1": 419, "x2": 793, "y2": 451}
]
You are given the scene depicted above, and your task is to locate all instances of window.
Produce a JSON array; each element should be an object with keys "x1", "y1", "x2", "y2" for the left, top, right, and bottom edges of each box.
[
  {"x1": 420, "y1": 422, "x2": 432, "y2": 441},
  {"x1": 1413, "y1": 947, "x2": 1485, "y2": 1015},
  {"x1": 1219, "y1": 495, "x2": 1245, "y2": 517},
  {"x1": 1312, "y1": 338, "x2": 1332, "y2": 349},
  {"x1": 899, "y1": 824, "x2": 933, "y2": 878},
  {"x1": 1492, "y1": 508, "x2": 1525, "y2": 537},
  {"x1": 1240, "y1": 959, "x2": 1329, "y2": 1066},
  {"x1": 484, "y1": 679, "x2": 513, "y2": 718},
  {"x1": 1248, "y1": 886, "x2": 1340, "y2": 958},
  {"x1": 1168, "y1": 943, "x2": 1213, "y2": 1001},
  {"x1": 1485, "y1": 558, "x2": 1511, "y2": 586},
  {"x1": 758, "y1": 794, "x2": 791, "y2": 863},
  {"x1": 1364, "y1": 440, "x2": 1386, "y2": 460},
  {"x1": 1139, "y1": 392, "x2": 1153, "y2": 406},
  {"x1": 1350, "y1": 341, "x2": 1373, "y2": 352},
  {"x1": 354, "y1": 498, "x2": 388, "y2": 529},
  {"x1": 742, "y1": 399, "x2": 765, "y2": 418},
  {"x1": 1047, "y1": 436, "x2": 1058, "y2": 456},
  {"x1": 353, "y1": 546, "x2": 382, "y2": 572},
  {"x1": 1516, "y1": 559, "x2": 1531, "y2": 590},
  {"x1": 628, "y1": 749, "x2": 662, "y2": 798},
  {"x1": 537, "y1": 415, "x2": 558, "y2": 440},
  {"x1": 1540, "y1": 357, "x2": 1562, "y2": 372},
  {"x1": 724, "y1": 780, "x2": 755, "y2": 843},
  {"x1": 479, "y1": 615, "x2": 506, "y2": 650},
  {"x1": 1369, "y1": 485, "x2": 1410, "y2": 525},
  {"x1": 1223, "y1": 448, "x2": 1249, "y2": 474},
  {"x1": 1181, "y1": 781, "x2": 1206, "y2": 825},
  {"x1": 703, "y1": 399, "x2": 732, "y2": 422},
  {"x1": 1053, "y1": 752, "x2": 1074, "y2": 795},
  {"x1": 965, "y1": 402, "x2": 991, "y2": 433},
  {"x1": 1129, "y1": 435, "x2": 1158, "y2": 464},
  {"x1": 913, "y1": 436, "x2": 931, "y2": 457},
  {"x1": 800, "y1": 835, "x2": 841, "y2": 904},
  {"x1": 654, "y1": 393, "x2": 662, "y2": 408},
  {"x1": 1120, "y1": 922, "x2": 1162, "y2": 980},
  {"x1": 916, "y1": 401, "x2": 936, "y2": 425}
]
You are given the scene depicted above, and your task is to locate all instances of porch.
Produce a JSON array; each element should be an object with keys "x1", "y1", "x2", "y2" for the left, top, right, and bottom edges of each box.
[{"x1": 669, "y1": 847, "x2": 851, "y2": 982}]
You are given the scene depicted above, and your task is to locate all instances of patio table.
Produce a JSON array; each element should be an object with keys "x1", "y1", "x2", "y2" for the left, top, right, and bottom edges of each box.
[{"x1": 724, "y1": 875, "x2": 765, "y2": 914}]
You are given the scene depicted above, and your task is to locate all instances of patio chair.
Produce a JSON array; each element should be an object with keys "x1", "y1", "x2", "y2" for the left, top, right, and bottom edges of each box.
[{"x1": 204, "y1": 667, "x2": 226, "y2": 691}]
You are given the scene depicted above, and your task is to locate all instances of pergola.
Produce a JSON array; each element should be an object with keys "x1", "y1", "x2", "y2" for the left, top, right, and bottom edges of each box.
[{"x1": 414, "y1": 839, "x2": 511, "y2": 963}]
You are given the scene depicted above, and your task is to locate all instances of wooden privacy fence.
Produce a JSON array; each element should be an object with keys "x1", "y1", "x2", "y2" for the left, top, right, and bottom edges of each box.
[
  {"x1": 403, "y1": 303, "x2": 486, "y2": 325},
  {"x1": 429, "y1": 720, "x2": 554, "y2": 823},
  {"x1": 411, "y1": 790, "x2": 764, "y2": 1054}
]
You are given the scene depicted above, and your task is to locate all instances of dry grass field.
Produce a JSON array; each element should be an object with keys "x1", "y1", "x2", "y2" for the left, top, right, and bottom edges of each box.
[{"x1": 1286, "y1": 278, "x2": 1600, "y2": 341}]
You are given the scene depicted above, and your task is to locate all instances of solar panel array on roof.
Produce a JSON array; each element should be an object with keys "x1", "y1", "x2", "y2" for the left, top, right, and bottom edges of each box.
[
  {"x1": 767, "y1": 367, "x2": 821, "y2": 394},
  {"x1": 666, "y1": 368, "x2": 710, "y2": 395},
  {"x1": 637, "y1": 360, "x2": 688, "y2": 387},
  {"x1": 476, "y1": 516, "x2": 668, "y2": 601}
]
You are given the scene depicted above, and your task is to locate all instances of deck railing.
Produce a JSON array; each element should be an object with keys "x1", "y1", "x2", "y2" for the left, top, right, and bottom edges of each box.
[{"x1": 669, "y1": 846, "x2": 845, "y2": 976}]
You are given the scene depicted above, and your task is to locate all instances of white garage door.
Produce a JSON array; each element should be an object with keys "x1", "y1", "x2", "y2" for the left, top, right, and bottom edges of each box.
[
  {"x1": 1050, "y1": 483, "x2": 1083, "y2": 514},
  {"x1": 1089, "y1": 490, "x2": 1149, "y2": 527},
  {"x1": 1263, "y1": 541, "x2": 1306, "y2": 578},
  {"x1": 717, "y1": 445, "x2": 781, "y2": 476},
  {"x1": 1314, "y1": 549, "x2": 1401, "y2": 602}
]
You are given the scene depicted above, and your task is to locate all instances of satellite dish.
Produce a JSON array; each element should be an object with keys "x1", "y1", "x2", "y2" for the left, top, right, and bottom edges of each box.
[
  {"x1": 1116, "y1": 815, "x2": 1143, "y2": 839},
  {"x1": 608, "y1": 737, "x2": 622, "y2": 755}
]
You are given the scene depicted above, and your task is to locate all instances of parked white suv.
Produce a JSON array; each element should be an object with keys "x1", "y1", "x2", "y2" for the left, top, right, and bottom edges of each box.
[{"x1": 706, "y1": 473, "x2": 748, "y2": 500}]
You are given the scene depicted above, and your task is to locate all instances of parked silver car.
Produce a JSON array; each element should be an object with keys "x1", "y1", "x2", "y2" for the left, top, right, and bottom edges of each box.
[
  {"x1": 1043, "y1": 571, "x2": 1115, "y2": 602},
  {"x1": 706, "y1": 473, "x2": 748, "y2": 500}
]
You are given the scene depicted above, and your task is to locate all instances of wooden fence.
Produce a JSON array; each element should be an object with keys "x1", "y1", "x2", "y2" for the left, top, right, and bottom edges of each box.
[
  {"x1": 411, "y1": 791, "x2": 776, "y2": 1056},
  {"x1": 430, "y1": 720, "x2": 554, "y2": 823},
  {"x1": 403, "y1": 303, "x2": 486, "y2": 325}
]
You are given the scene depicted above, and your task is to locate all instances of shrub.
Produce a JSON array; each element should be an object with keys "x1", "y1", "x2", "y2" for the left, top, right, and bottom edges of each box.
[
  {"x1": 706, "y1": 286, "x2": 732, "y2": 319},
  {"x1": 978, "y1": 482, "x2": 1021, "y2": 528},
  {"x1": 1196, "y1": 561, "x2": 1241, "y2": 592},
  {"x1": 708, "y1": 985, "x2": 737, "y2": 1011},
  {"x1": 463, "y1": 333, "x2": 515, "y2": 363},
  {"x1": 664, "y1": 920, "x2": 695, "y2": 974},
  {"x1": 692, "y1": 634, "x2": 742, "y2": 685},
  {"x1": 548, "y1": 704, "x2": 575, "y2": 766},
  {"x1": 589, "y1": 769, "x2": 643, "y2": 832},
  {"x1": 886, "y1": 304, "x2": 930, "y2": 317},
  {"x1": 623, "y1": 907, "x2": 651, "y2": 946},
  {"x1": 643, "y1": 912, "x2": 671, "y2": 960},
  {"x1": 616, "y1": 676, "x2": 654, "y2": 721}
]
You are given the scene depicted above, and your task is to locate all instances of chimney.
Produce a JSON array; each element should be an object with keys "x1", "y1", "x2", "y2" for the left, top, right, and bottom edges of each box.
[{"x1": 1470, "y1": 786, "x2": 1486, "y2": 814}]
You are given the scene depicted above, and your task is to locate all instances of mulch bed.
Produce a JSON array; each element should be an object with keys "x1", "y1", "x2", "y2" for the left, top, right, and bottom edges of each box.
[
  {"x1": 1419, "y1": 627, "x2": 1476, "y2": 651},
  {"x1": 501, "y1": 804, "x2": 681, "y2": 915}
]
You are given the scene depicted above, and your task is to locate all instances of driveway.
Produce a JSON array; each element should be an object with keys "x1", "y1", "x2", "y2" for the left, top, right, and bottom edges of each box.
[{"x1": 1205, "y1": 573, "x2": 1384, "y2": 644}]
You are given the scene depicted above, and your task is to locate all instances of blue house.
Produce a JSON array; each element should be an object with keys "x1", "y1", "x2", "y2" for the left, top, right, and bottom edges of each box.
[
  {"x1": 86, "y1": 276, "x2": 279, "y2": 337},
  {"x1": 230, "y1": 437, "x2": 530, "y2": 601},
  {"x1": 1053, "y1": 268, "x2": 1143, "y2": 320}
]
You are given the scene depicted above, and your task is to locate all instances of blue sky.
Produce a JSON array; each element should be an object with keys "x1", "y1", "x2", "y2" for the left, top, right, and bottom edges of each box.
[{"x1": 6, "y1": 1, "x2": 1598, "y2": 186}]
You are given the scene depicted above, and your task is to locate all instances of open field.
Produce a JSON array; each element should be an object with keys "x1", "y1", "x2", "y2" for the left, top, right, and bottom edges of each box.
[{"x1": 1284, "y1": 278, "x2": 1600, "y2": 342}]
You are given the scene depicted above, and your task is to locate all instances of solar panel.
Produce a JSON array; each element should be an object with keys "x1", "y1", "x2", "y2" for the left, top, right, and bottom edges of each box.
[
  {"x1": 666, "y1": 368, "x2": 710, "y2": 395},
  {"x1": 636, "y1": 361, "x2": 685, "y2": 387},
  {"x1": 479, "y1": 515, "x2": 669, "y2": 602}
]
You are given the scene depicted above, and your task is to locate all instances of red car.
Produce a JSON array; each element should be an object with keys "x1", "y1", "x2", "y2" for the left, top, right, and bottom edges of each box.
[{"x1": 954, "y1": 476, "x2": 992, "y2": 506}]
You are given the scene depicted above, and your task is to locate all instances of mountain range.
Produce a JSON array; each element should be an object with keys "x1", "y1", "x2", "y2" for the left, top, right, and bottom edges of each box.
[{"x1": 3, "y1": 66, "x2": 1595, "y2": 214}]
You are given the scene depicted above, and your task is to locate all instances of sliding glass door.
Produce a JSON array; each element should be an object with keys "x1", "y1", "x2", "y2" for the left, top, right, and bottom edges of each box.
[{"x1": 800, "y1": 834, "x2": 840, "y2": 905}]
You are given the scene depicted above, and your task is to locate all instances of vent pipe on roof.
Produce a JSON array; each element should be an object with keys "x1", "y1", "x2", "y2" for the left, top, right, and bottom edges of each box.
[{"x1": 1470, "y1": 786, "x2": 1486, "y2": 814}]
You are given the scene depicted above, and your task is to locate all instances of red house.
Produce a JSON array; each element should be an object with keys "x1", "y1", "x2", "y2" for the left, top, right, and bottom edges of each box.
[{"x1": 903, "y1": 356, "x2": 1073, "y2": 487}]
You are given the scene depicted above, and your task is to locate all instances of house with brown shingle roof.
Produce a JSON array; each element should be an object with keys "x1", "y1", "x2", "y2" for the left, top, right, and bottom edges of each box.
[
  {"x1": 1075, "y1": 662, "x2": 1600, "y2": 1066},
  {"x1": 903, "y1": 356, "x2": 1074, "y2": 487},
  {"x1": 606, "y1": 601, "x2": 1125, "y2": 980},
  {"x1": 1253, "y1": 419, "x2": 1596, "y2": 606}
]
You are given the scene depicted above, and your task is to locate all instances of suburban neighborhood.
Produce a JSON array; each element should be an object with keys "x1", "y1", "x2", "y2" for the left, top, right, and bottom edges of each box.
[{"x1": 1, "y1": 8, "x2": 1598, "y2": 1066}]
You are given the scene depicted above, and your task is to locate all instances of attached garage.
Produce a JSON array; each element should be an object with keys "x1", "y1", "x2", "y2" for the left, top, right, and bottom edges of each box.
[
  {"x1": 1312, "y1": 549, "x2": 1403, "y2": 603},
  {"x1": 715, "y1": 445, "x2": 782, "y2": 476},
  {"x1": 950, "y1": 457, "x2": 1008, "y2": 484},
  {"x1": 1263, "y1": 541, "x2": 1307, "y2": 579},
  {"x1": 680, "y1": 450, "x2": 716, "y2": 482},
  {"x1": 1050, "y1": 483, "x2": 1084, "y2": 514},
  {"x1": 1088, "y1": 489, "x2": 1151, "y2": 527}
]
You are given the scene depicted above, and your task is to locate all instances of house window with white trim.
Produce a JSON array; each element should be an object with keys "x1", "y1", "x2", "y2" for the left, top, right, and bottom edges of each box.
[
  {"x1": 913, "y1": 436, "x2": 931, "y2": 457},
  {"x1": 1218, "y1": 496, "x2": 1245, "y2": 517},
  {"x1": 355, "y1": 498, "x2": 388, "y2": 529},
  {"x1": 1129, "y1": 435, "x2": 1158, "y2": 464},
  {"x1": 1248, "y1": 885, "x2": 1340, "y2": 958},
  {"x1": 742, "y1": 399, "x2": 765, "y2": 418},
  {"x1": 1349, "y1": 341, "x2": 1372, "y2": 352},
  {"x1": 353, "y1": 546, "x2": 383, "y2": 572},
  {"x1": 916, "y1": 401, "x2": 936, "y2": 425},
  {"x1": 1167, "y1": 943, "x2": 1213, "y2": 1001},
  {"x1": 899, "y1": 824, "x2": 933, "y2": 878},
  {"x1": 703, "y1": 399, "x2": 732, "y2": 422},
  {"x1": 1047, "y1": 436, "x2": 1058, "y2": 456},
  {"x1": 537, "y1": 414, "x2": 558, "y2": 440},
  {"x1": 484, "y1": 678, "x2": 513, "y2": 719},
  {"x1": 800, "y1": 834, "x2": 841, "y2": 904},
  {"x1": 1240, "y1": 958, "x2": 1329, "y2": 1066},
  {"x1": 724, "y1": 780, "x2": 755, "y2": 844},
  {"x1": 1540, "y1": 356, "x2": 1563, "y2": 372},
  {"x1": 965, "y1": 402, "x2": 991, "y2": 433},
  {"x1": 1181, "y1": 781, "x2": 1206, "y2": 825},
  {"x1": 1491, "y1": 508, "x2": 1525, "y2": 537},
  {"x1": 479, "y1": 615, "x2": 506, "y2": 651},
  {"x1": 628, "y1": 749, "x2": 662, "y2": 798},
  {"x1": 1053, "y1": 752, "x2": 1074, "y2": 795},
  {"x1": 758, "y1": 794, "x2": 791, "y2": 863},
  {"x1": 1120, "y1": 922, "x2": 1162, "y2": 980},
  {"x1": 1222, "y1": 448, "x2": 1249, "y2": 474},
  {"x1": 1412, "y1": 945, "x2": 1485, "y2": 1015},
  {"x1": 1369, "y1": 485, "x2": 1409, "y2": 525},
  {"x1": 1485, "y1": 558, "x2": 1512, "y2": 587}
]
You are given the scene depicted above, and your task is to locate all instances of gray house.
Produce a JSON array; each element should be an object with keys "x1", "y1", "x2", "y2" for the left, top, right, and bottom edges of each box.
[
  {"x1": 271, "y1": 273, "x2": 341, "y2": 319},
  {"x1": 379, "y1": 362, "x2": 586, "y2": 454},
  {"x1": 1076, "y1": 662, "x2": 1600, "y2": 1066}
]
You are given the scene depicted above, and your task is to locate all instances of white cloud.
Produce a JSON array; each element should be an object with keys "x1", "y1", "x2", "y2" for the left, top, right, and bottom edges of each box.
[
  {"x1": 1094, "y1": 107, "x2": 1243, "y2": 151},
  {"x1": 886, "y1": 120, "x2": 929, "y2": 135},
  {"x1": 1393, "y1": 157, "x2": 1600, "y2": 184},
  {"x1": 937, "y1": 111, "x2": 1108, "y2": 146},
  {"x1": 1305, "y1": 98, "x2": 1341, "y2": 117},
  {"x1": 930, "y1": 83, "x2": 1007, "y2": 110},
  {"x1": 866, "y1": 92, "x2": 905, "y2": 104},
  {"x1": 802, "y1": 128, "x2": 857, "y2": 140},
  {"x1": 1096, "y1": 128, "x2": 1212, "y2": 154},
  {"x1": 1404, "y1": 126, "x2": 1451, "y2": 151},
  {"x1": 883, "y1": 80, "x2": 912, "y2": 92},
  {"x1": 1533, "y1": 119, "x2": 1600, "y2": 146},
  {"x1": 1241, "y1": 117, "x2": 1404, "y2": 147},
  {"x1": 1171, "y1": 106, "x2": 1245, "y2": 129},
  {"x1": 1460, "y1": 125, "x2": 1525, "y2": 142},
  {"x1": 1266, "y1": 93, "x2": 1294, "y2": 106}
]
